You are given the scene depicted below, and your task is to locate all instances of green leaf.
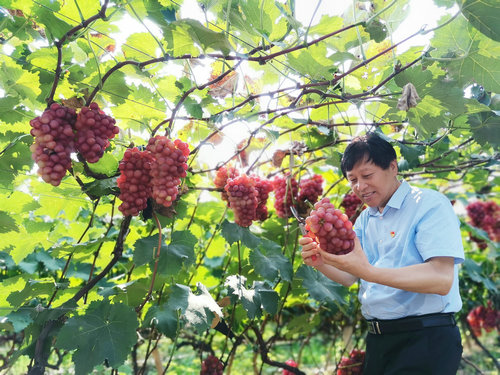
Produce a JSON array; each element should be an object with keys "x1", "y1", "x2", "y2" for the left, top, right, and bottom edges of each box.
[
  {"x1": 0, "y1": 211, "x2": 19, "y2": 233},
  {"x1": 184, "y1": 283, "x2": 222, "y2": 333},
  {"x1": 295, "y1": 265, "x2": 347, "y2": 304},
  {"x1": 34, "y1": 5, "x2": 73, "y2": 43},
  {"x1": 145, "y1": 283, "x2": 190, "y2": 339},
  {"x1": 250, "y1": 243, "x2": 293, "y2": 282},
  {"x1": 468, "y1": 111, "x2": 500, "y2": 147},
  {"x1": 56, "y1": 299, "x2": 138, "y2": 375},
  {"x1": 225, "y1": 275, "x2": 262, "y2": 319},
  {"x1": 155, "y1": 230, "x2": 197, "y2": 276},
  {"x1": 166, "y1": 19, "x2": 232, "y2": 55},
  {"x1": 133, "y1": 234, "x2": 162, "y2": 267},
  {"x1": 82, "y1": 177, "x2": 119, "y2": 198},
  {"x1": 364, "y1": 19, "x2": 387, "y2": 43},
  {"x1": 460, "y1": 0, "x2": 500, "y2": 42},
  {"x1": 462, "y1": 258, "x2": 497, "y2": 292},
  {"x1": 220, "y1": 221, "x2": 261, "y2": 249}
]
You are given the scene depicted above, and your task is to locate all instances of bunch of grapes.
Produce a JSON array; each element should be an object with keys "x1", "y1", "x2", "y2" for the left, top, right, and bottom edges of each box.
[
  {"x1": 146, "y1": 136, "x2": 190, "y2": 208},
  {"x1": 466, "y1": 201, "x2": 500, "y2": 248},
  {"x1": 304, "y1": 197, "x2": 356, "y2": 255},
  {"x1": 337, "y1": 349, "x2": 365, "y2": 375},
  {"x1": 117, "y1": 148, "x2": 154, "y2": 216},
  {"x1": 200, "y1": 354, "x2": 224, "y2": 375},
  {"x1": 224, "y1": 175, "x2": 258, "y2": 227},
  {"x1": 214, "y1": 166, "x2": 239, "y2": 204},
  {"x1": 340, "y1": 193, "x2": 365, "y2": 224},
  {"x1": 29, "y1": 103, "x2": 77, "y2": 186},
  {"x1": 272, "y1": 174, "x2": 298, "y2": 218},
  {"x1": 282, "y1": 359, "x2": 298, "y2": 375},
  {"x1": 74, "y1": 102, "x2": 119, "y2": 163},
  {"x1": 253, "y1": 176, "x2": 273, "y2": 221},
  {"x1": 466, "y1": 301, "x2": 500, "y2": 337},
  {"x1": 298, "y1": 174, "x2": 324, "y2": 205}
]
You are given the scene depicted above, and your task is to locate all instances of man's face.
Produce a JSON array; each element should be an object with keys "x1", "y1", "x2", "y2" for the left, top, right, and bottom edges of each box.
[{"x1": 346, "y1": 157, "x2": 399, "y2": 211}]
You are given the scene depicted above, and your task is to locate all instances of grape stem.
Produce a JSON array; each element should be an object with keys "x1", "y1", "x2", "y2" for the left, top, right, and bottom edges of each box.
[{"x1": 136, "y1": 211, "x2": 163, "y2": 313}]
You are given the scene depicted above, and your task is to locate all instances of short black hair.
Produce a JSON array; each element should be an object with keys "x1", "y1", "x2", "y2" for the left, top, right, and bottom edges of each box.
[{"x1": 340, "y1": 133, "x2": 397, "y2": 177}]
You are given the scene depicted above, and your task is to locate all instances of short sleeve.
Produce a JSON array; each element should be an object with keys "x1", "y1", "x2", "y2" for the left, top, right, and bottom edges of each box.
[{"x1": 414, "y1": 193, "x2": 464, "y2": 264}]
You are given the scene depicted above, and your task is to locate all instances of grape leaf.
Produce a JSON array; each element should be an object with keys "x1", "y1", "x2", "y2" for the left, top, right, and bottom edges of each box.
[
  {"x1": 0, "y1": 211, "x2": 19, "y2": 233},
  {"x1": 249, "y1": 243, "x2": 293, "y2": 282},
  {"x1": 461, "y1": 0, "x2": 500, "y2": 42},
  {"x1": 56, "y1": 299, "x2": 138, "y2": 375},
  {"x1": 145, "y1": 283, "x2": 190, "y2": 339},
  {"x1": 184, "y1": 283, "x2": 222, "y2": 333},
  {"x1": 220, "y1": 220, "x2": 261, "y2": 249},
  {"x1": 295, "y1": 265, "x2": 347, "y2": 304},
  {"x1": 155, "y1": 230, "x2": 197, "y2": 276}
]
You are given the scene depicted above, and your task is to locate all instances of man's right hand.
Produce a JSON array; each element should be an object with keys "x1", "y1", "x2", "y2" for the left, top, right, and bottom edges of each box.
[{"x1": 299, "y1": 236, "x2": 323, "y2": 267}]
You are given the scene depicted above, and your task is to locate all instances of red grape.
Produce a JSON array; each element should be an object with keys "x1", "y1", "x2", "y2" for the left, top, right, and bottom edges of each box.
[
  {"x1": 298, "y1": 174, "x2": 324, "y2": 205},
  {"x1": 282, "y1": 359, "x2": 298, "y2": 375},
  {"x1": 467, "y1": 301, "x2": 500, "y2": 337},
  {"x1": 253, "y1": 176, "x2": 273, "y2": 221},
  {"x1": 117, "y1": 147, "x2": 154, "y2": 216},
  {"x1": 272, "y1": 174, "x2": 298, "y2": 218},
  {"x1": 224, "y1": 174, "x2": 258, "y2": 227},
  {"x1": 304, "y1": 197, "x2": 356, "y2": 255},
  {"x1": 340, "y1": 192, "x2": 365, "y2": 224},
  {"x1": 337, "y1": 348, "x2": 365, "y2": 375},
  {"x1": 466, "y1": 200, "x2": 500, "y2": 248},
  {"x1": 200, "y1": 354, "x2": 224, "y2": 375},
  {"x1": 214, "y1": 166, "x2": 239, "y2": 204},
  {"x1": 29, "y1": 103, "x2": 77, "y2": 186},
  {"x1": 146, "y1": 136, "x2": 190, "y2": 207},
  {"x1": 74, "y1": 102, "x2": 119, "y2": 163}
]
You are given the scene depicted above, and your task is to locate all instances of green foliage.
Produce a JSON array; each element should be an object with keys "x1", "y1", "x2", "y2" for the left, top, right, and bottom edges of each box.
[{"x1": 0, "y1": 0, "x2": 498, "y2": 374}]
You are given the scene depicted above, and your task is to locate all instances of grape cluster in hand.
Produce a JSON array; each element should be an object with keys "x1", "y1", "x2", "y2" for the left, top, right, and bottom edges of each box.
[
  {"x1": 340, "y1": 192, "x2": 365, "y2": 224},
  {"x1": 117, "y1": 148, "x2": 154, "y2": 216},
  {"x1": 74, "y1": 102, "x2": 119, "y2": 163},
  {"x1": 29, "y1": 103, "x2": 77, "y2": 186},
  {"x1": 467, "y1": 301, "x2": 500, "y2": 337},
  {"x1": 305, "y1": 197, "x2": 356, "y2": 255},
  {"x1": 466, "y1": 200, "x2": 499, "y2": 248},
  {"x1": 272, "y1": 174, "x2": 298, "y2": 218},
  {"x1": 337, "y1": 349, "x2": 365, "y2": 375},
  {"x1": 225, "y1": 175, "x2": 258, "y2": 227},
  {"x1": 147, "y1": 136, "x2": 190, "y2": 208},
  {"x1": 298, "y1": 174, "x2": 324, "y2": 205},
  {"x1": 200, "y1": 355, "x2": 224, "y2": 375}
]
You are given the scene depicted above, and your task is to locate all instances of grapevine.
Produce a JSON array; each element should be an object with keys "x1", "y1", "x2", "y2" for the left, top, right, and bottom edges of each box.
[
  {"x1": 214, "y1": 166, "x2": 239, "y2": 205},
  {"x1": 253, "y1": 176, "x2": 273, "y2": 221},
  {"x1": 467, "y1": 301, "x2": 500, "y2": 337}
]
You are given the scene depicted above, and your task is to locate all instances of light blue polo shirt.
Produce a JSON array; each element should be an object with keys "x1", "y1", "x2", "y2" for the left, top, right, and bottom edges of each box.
[{"x1": 354, "y1": 180, "x2": 464, "y2": 320}]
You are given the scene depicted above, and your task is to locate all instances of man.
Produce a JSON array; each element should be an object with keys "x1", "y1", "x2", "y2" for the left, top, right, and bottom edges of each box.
[{"x1": 299, "y1": 132, "x2": 464, "y2": 374}]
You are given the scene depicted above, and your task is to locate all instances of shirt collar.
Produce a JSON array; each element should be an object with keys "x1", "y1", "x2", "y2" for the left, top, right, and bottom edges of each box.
[{"x1": 367, "y1": 180, "x2": 410, "y2": 216}]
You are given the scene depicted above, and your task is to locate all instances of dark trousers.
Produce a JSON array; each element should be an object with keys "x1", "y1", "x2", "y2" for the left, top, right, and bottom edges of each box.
[{"x1": 364, "y1": 325, "x2": 463, "y2": 375}]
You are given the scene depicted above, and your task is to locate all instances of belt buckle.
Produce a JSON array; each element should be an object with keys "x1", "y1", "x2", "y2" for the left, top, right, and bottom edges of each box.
[{"x1": 368, "y1": 320, "x2": 382, "y2": 334}]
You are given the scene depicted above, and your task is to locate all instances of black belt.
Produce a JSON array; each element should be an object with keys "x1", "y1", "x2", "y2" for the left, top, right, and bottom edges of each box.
[{"x1": 366, "y1": 313, "x2": 456, "y2": 335}]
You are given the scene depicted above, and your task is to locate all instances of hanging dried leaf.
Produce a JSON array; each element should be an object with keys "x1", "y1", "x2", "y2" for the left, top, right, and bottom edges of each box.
[
  {"x1": 272, "y1": 150, "x2": 287, "y2": 167},
  {"x1": 397, "y1": 82, "x2": 420, "y2": 111},
  {"x1": 208, "y1": 71, "x2": 238, "y2": 98}
]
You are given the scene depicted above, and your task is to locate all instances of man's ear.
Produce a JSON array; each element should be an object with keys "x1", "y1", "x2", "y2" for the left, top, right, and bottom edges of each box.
[{"x1": 390, "y1": 159, "x2": 398, "y2": 174}]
